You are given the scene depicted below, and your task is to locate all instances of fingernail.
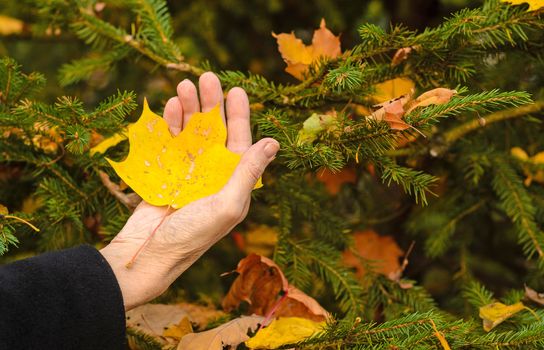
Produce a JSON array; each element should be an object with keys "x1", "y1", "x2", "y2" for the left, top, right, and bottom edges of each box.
[{"x1": 264, "y1": 141, "x2": 280, "y2": 158}]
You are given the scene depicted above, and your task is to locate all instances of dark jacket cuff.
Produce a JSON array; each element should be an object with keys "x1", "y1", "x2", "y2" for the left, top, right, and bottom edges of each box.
[{"x1": 0, "y1": 244, "x2": 126, "y2": 349}]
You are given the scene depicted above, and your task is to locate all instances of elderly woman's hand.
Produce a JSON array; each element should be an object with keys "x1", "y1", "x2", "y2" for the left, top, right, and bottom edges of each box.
[{"x1": 100, "y1": 72, "x2": 279, "y2": 310}]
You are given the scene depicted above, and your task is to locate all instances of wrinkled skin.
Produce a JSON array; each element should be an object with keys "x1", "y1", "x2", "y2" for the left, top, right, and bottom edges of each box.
[{"x1": 100, "y1": 72, "x2": 279, "y2": 310}]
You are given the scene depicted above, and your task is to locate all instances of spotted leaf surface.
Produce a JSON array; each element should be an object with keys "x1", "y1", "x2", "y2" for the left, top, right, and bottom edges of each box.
[{"x1": 107, "y1": 99, "x2": 261, "y2": 209}]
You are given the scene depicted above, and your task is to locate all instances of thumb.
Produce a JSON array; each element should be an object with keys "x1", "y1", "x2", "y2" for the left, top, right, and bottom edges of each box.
[{"x1": 222, "y1": 138, "x2": 279, "y2": 202}]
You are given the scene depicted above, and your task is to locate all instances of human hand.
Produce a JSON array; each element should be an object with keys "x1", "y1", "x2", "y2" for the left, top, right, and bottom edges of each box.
[{"x1": 100, "y1": 72, "x2": 279, "y2": 310}]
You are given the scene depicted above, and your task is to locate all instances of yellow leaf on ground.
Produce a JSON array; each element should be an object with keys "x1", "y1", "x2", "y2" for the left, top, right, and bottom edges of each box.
[
  {"x1": 273, "y1": 19, "x2": 341, "y2": 80},
  {"x1": 178, "y1": 315, "x2": 264, "y2": 350},
  {"x1": 163, "y1": 316, "x2": 193, "y2": 339},
  {"x1": 479, "y1": 302, "x2": 527, "y2": 331},
  {"x1": 372, "y1": 78, "x2": 415, "y2": 103},
  {"x1": 126, "y1": 303, "x2": 226, "y2": 335},
  {"x1": 501, "y1": 0, "x2": 544, "y2": 11},
  {"x1": 246, "y1": 317, "x2": 325, "y2": 349},
  {"x1": 107, "y1": 99, "x2": 261, "y2": 209}
]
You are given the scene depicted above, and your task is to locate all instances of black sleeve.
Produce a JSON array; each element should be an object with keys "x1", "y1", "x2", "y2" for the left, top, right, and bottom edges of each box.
[{"x1": 0, "y1": 245, "x2": 126, "y2": 350}]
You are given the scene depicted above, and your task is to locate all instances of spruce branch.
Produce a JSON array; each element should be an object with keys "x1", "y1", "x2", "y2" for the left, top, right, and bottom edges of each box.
[{"x1": 491, "y1": 157, "x2": 544, "y2": 269}]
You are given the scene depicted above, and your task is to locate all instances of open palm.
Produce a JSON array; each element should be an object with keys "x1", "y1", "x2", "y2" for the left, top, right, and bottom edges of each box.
[{"x1": 100, "y1": 72, "x2": 279, "y2": 310}]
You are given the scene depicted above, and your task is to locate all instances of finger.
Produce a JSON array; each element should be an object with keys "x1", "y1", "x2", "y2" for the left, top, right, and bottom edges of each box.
[
  {"x1": 221, "y1": 138, "x2": 279, "y2": 204},
  {"x1": 198, "y1": 72, "x2": 225, "y2": 122},
  {"x1": 163, "y1": 97, "x2": 183, "y2": 136},
  {"x1": 177, "y1": 79, "x2": 200, "y2": 128},
  {"x1": 226, "y1": 87, "x2": 252, "y2": 154}
]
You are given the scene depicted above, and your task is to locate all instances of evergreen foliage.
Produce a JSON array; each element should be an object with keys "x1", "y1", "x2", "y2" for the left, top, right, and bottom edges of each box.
[{"x1": 1, "y1": 0, "x2": 544, "y2": 348}]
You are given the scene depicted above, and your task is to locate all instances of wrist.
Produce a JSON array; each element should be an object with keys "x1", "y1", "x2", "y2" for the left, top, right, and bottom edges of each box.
[{"x1": 99, "y1": 243, "x2": 169, "y2": 310}]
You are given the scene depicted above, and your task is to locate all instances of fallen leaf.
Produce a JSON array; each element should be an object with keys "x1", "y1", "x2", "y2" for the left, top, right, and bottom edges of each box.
[
  {"x1": 525, "y1": 285, "x2": 544, "y2": 306},
  {"x1": 126, "y1": 303, "x2": 226, "y2": 340},
  {"x1": 316, "y1": 167, "x2": 357, "y2": 194},
  {"x1": 391, "y1": 47, "x2": 413, "y2": 66},
  {"x1": 479, "y1": 302, "x2": 527, "y2": 331},
  {"x1": 107, "y1": 99, "x2": 261, "y2": 209},
  {"x1": 342, "y1": 230, "x2": 404, "y2": 279},
  {"x1": 405, "y1": 88, "x2": 457, "y2": 114},
  {"x1": 273, "y1": 19, "x2": 341, "y2": 80},
  {"x1": 163, "y1": 317, "x2": 193, "y2": 339},
  {"x1": 222, "y1": 254, "x2": 329, "y2": 321},
  {"x1": 501, "y1": 0, "x2": 544, "y2": 11},
  {"x1": 178, "y1": 315, "x2": 264, "y2": 350},
  {"x1": 126, "y1": 303, "x2": 189, "y2": 337},
  {"x1": 372, "y1": 78, "x2": 415, "y2": 104},
  {"x1": 176, "y1": 302, "x2": 227, "y2": 329},
  {"x1": 245, "y1": 317, "x2": 325, "y2": 349}
]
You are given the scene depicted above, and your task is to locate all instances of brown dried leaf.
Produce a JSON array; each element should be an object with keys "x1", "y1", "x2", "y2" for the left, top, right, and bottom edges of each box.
[
  {"x1": 391, "y1": 47, "x2": 413, "y2": 66},
  {"x1": 525, "y1": 285, "x2": 544, "y2": 306},
  {"x1": 178, "y1": 315, "x2": 264, "y2": 350},
  {"x1": 222, "y1": 254, "x2": 328, "y2": 322},
  {"x1": 368, "y1": 99, "x2": 411, "y2": 130},
  {"x1": 405, "y1": 88, "x2": 457, "y2": 114},
  {"x1": 126, "y1": 302, "x2": 226, "y2": 341}
]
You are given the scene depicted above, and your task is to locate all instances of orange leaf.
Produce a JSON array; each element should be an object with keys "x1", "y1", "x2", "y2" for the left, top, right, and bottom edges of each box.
[
  {"x1": 383, "y1": 100, "x2": 410, "y2": 130},
  {"x1": 222, "y1": 254, "x2": 328, "y2": 322},
  {"x1": 273, "y1": 19, "x2": 341, "y2": 80},
  {"x1": 368, "y1": 99, "x2": 411, "y2": 130},
  {"x1": 342, "y1": 230, "x2": 404, "y2": 279},
  {"x1": 316, "y1": 167, "x2": 357, "y2": 194}
]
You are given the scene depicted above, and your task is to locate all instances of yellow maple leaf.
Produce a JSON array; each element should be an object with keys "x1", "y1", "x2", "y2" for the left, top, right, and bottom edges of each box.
[
  {"x1": 479, "y1": 302, "x2": 531, "y2": 331},
  {"x1": 501, "y1": 0, "x2": 544, "y2": 11},
  {"x1": 273, "y1": 19, "x2": 341, "y2": 80},
  {"x1": 245, "y1": 317, "x2": 325, "y2": 349},
  {"x1": 107, "y1": 99, "x2": 261, "y2": 209}
]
